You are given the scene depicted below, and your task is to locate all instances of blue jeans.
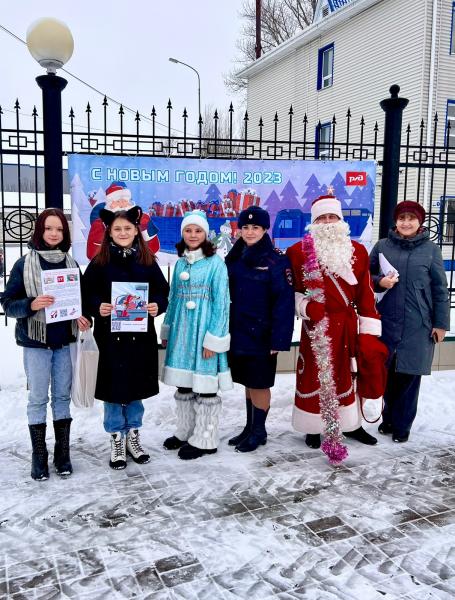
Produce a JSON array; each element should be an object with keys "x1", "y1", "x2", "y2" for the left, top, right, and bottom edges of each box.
[
  {"x1": 23, "y1": 346, "x2": 72, "y2": 425},
  {"x1": 103, "y1": 400, "x2": 144, "y2": 435}
]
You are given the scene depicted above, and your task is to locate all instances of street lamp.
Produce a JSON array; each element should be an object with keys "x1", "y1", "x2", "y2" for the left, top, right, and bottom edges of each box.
[
  {"x1": 169, "y1": 57, "x2": 201, "y2": 121},
  {"x1": 27, "y1": 18, "x2": 74, "y2": 209}
]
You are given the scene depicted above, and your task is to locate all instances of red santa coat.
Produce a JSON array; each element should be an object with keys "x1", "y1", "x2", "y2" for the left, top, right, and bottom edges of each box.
[
  {"x1": 86, "y1": 214, "x2": 160, "y2": 260},
  {"x1": 286, "y1": 240, "x2": 381, "y2": 434}
]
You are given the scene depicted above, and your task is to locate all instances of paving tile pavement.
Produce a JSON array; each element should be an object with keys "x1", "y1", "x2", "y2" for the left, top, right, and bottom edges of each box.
[{"x1": 1, "y1": 395, "x2": 455, "y2": 599}]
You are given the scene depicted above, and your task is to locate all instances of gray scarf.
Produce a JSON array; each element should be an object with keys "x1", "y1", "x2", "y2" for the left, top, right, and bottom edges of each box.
[{"x1": 24, "y1": 249, "x2": 79, "y2": 343}]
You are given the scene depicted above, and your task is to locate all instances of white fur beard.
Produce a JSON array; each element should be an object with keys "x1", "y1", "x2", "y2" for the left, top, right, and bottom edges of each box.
[{"x1": 308, "y1": 221, "x2": 354, "y2": 276}]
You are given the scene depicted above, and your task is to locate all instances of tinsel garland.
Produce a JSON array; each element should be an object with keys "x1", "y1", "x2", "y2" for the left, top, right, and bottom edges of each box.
[{"x1": 301, "y1": 233, "x2": 348, "y2": 465}]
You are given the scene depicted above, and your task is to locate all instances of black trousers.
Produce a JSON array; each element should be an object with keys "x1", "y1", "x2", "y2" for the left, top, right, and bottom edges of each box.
[{"x1": 382, "y1": 354, "x2": 421, "y2": 436}]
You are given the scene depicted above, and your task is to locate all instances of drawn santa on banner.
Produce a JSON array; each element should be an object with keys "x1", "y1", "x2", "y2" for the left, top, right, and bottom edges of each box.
[{"x1": 86, "y1": 181, "x2": 160, "y2": 259}]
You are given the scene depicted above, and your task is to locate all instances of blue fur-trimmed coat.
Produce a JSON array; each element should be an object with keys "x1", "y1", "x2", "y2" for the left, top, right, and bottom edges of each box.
[
  {"x1": 226, "y1": 234, "x2": 295, "y2": 356},
  {"x1": 160, "y1": 251, "x2": 233, "y2": 394}
]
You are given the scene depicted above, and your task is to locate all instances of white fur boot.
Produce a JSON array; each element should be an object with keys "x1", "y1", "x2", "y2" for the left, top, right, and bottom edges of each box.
[
  {"x1": 163, "y1": 390, "x2": 196, "y2": 450},
  {"x1": 178, "y1": 395, "x2": 222, "y2": 460}
]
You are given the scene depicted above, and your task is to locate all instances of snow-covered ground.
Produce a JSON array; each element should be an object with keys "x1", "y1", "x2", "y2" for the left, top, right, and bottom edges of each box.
[{"x1": 0, "y1": 323, "x2": 455, "y2": 599}]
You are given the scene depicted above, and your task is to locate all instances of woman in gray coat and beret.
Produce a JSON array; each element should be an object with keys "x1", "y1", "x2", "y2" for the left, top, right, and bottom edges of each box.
[{"x1": 369, "y1": 201, "x2": 450, "y2": 442}]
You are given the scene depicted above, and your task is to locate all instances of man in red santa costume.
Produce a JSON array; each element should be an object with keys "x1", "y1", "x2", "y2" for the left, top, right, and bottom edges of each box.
[
  {"x1": 87, "y1": 181, "x2": 160, "y2": 259},
  {"x1": 286, "y1": 195, "x2": 385, "y2": 462}
]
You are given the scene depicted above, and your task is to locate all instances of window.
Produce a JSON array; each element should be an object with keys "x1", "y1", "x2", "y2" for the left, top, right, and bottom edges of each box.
[
  {"x1": 451, "y1": 3, "x2": 455, "y2": 54},
  {"x1": 279, "y1": 219, "x2": 293, "y2": 229},
  {"x1": 441, "y1": 196, "x2": 455, "y2": 243},
  {"x1": 447, "y1": 101, "x2": 455, "y2": 148},
  {"x1": 317, "y1": 43, "x2": 334, "y2": 90},
  {"x1": 315, "y1": 123, "x2": 331, "y2": 159}
]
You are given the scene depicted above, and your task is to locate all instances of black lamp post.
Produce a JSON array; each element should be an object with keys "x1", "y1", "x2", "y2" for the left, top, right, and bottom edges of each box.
[
  {"x1": 169, "y1": 57, "x2": 201, "y2": 122},
  {"x1": 379, "y1": 85, "x2": 409, "y2": 238},
  {"x1": 27, "y1": 18, "x2": 74, "y2": 210}
]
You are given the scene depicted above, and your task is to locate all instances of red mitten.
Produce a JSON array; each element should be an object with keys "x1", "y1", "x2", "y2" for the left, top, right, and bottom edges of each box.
[
  {"x1": 306, "y1": 301, "x2": 325, "y2": 322},
  {"x1": 356, "y1": 334, "x2": 389, "y2": 399}
]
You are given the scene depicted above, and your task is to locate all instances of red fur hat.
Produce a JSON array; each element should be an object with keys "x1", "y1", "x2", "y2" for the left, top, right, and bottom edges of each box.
[{"x1": 393, "y1": 201, "x2": 426, "y2": 225}]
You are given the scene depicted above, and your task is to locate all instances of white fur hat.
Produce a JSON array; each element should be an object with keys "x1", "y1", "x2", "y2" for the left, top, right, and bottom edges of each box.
[
  {"x1": 180, "y1": 210, "x2": 209, "y2": 235},
  {"x1": 311, "y1": 195, "x2": 343, "y2": 223},
  {"x1": 105, "y1": 181, "x2": 133, "y2": 211}
]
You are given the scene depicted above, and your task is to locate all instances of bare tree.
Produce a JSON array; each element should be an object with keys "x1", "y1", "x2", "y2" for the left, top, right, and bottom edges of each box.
[
  {"x1": 199, "y1": 104, "x2": 245, "y2": 156},
  {"x1": 225, "y1": 0, "x2": 317, "y2": 93}
]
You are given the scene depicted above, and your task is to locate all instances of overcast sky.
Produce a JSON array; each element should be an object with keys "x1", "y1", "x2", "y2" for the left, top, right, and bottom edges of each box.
[{"x1": 0, "y1": 0, "x2": 246, "y2": 135}]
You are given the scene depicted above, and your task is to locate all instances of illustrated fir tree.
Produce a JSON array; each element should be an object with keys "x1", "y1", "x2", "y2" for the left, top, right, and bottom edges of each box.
[
  {"x1": 262, "y1": 190, "x2": 281, "y2": 228},
  {"x1": 205, "y1": 184, "x2": 222, "y2": 204},
  {"x1": 330, "y1": 172, "x2": 350, "y2": 208},
  {"x1": 357, "y1": 175, "x2": 375, "y2": 210},
  {"x1": 280, "y1": 180, "x2": 302, "y2": 210},
  {"x1": 359, "y1": 214, "x2": 373, "y2": 251},
  {"x1": 71, "y1": 202, "x2": 87, "y2": 265},
  {"x1": 70, "y1": 174, "x2": 92, "y2": 231},
  {"x1": 348, "y1": 186, "x2": 363, "y2": 209},
  {"x1": 301, "y1": 174, "x2": 322, "y2": 212}
]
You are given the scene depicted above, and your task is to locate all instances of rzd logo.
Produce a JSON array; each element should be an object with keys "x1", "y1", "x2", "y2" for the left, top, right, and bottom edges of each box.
[{"x1": 346, "y1": 172, "x2": 366, "y2": 186}]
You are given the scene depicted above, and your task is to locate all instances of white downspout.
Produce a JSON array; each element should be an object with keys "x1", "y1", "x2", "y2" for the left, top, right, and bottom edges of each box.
[{"x1": 424, "y1": 0, "x2": 438, "y2": 210}]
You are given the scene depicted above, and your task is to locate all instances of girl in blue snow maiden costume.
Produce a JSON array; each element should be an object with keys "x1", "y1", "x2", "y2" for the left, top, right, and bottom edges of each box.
[
  {"x1": 0, "y1": 208, "x2": 91, "y2": 481},
  {"x1": 161, "y1": 210, "x2": 233, "y2": 460}
]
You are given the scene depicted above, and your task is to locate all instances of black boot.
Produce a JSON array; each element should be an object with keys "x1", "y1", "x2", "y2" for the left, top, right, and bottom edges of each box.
[
  {"x1": 53, "y1": 418, "x2": 73, "y2": 476},
  {"x1": 344, "y1": 427, "x2": 377, "y2": 445},
  {"x1": 235, "y1": 406, "x2": 268, "y2": 453},
  {"x1": 29, "y1": 423, "x2": 49, "y2": 481},
  {"x1": 178, "y1": 443, "x2": 217, "y2": 460},
  {"x1": 378, "y1": 422, "x2": 393, "y2": 435},
  {"x1": 228, "y1": 398, "x2": 252, "y2": 446},
  {"x1": 305, "y1": 434, "x2": 321, "y2": 449},
  {"x1": 163, "y1": 435, "x2": 187, "y2": 450}
]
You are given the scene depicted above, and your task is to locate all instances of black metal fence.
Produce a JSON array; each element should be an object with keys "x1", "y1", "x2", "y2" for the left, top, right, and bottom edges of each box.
[{"x1": 1, "y1": 87, "x2": 454, "y2": 308}]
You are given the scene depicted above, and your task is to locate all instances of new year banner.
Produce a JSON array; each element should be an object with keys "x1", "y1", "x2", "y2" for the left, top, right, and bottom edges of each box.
[{"x1": 69, "y1": 155, "x2": 376, "y2": 265}]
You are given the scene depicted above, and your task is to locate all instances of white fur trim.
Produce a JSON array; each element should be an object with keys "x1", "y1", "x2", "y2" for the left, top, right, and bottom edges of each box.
[
  {"x1": 311, "y1": 197, "x2": 343, "y2": 222},
  {"x1": 161, "y1": 366, "x2": 233, "y2": 393},
  {"x1": 359, "y1": 316, "x2": 381, "y2": 336},
  {"x1": 350, "y1": 357, "x2": 357, "y2": 373},
  {"x1": 292, "y1": 400, "x2": 361, "y2": 434},
  {"x1": 335, "y1": 265, "x2": 358, "y2": 285},
  {"x1": 181, "y1": 213, "x2": 209, "y2": 235},
  {"x1": 105, "y1": 188, "x2": 132, "y2": 206},
  {"x1": 218, "y1": 369, "x2": 234, "y2": 391},
  {"x1": 203, "y1": 331, "x2": 231, "y2": 353},
  {"x1": 295, "y1": 292, "x2": 309, "y2": 319},
  {"x1": 161, "y1": 366, "x2": 194, "y2": 388},
  {"x1": 160, "y1": 323, "x2": 170, "y2": 341}
]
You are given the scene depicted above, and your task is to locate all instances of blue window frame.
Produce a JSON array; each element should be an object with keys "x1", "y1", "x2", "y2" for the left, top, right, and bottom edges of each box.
[
  {"x1": 446, "y1": 100, "x2": 455, "y2": 147},
  {"x1": 451, "y1": 3, "x2": 455, "y2": 54},
  {"x1": 317, "y1": 43, "x2": 334, "y2": 90},
  {"x1": 315, "y1": 122, "x2": 331, "y2": 159}
]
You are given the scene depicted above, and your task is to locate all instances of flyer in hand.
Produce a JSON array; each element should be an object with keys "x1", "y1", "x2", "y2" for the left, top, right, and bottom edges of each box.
[
  {"x1": 111, "y1": 282, "x2": 149, "y2": 333},
  {"x1": 41, "y1": 268, "x2": 82, "y2": 324}
]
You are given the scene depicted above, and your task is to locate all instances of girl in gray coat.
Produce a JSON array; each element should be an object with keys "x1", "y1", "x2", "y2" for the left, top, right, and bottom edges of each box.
[{"x1": 370, "y1": 201, "x2": 450, "y2": 442}]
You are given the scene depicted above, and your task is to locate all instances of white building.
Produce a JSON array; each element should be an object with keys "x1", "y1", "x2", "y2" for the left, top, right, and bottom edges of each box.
[{"x1": 238, "y1": 0, "x2": 455, "y2": 243}]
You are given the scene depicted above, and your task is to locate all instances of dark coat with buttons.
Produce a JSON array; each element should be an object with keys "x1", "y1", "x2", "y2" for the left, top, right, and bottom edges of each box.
[
  {"x1": 82, "y1": 244, "x2": 169, "y2": 404},
  {"x1": 225, "y1": 234, "x2": 295, "y2": 356},
  {"x1": 0, "y1": 254, "x2": 78, "y2": 349},
  {"x1": 370, "y1": 228, "x2": 450, "y2": 375}
]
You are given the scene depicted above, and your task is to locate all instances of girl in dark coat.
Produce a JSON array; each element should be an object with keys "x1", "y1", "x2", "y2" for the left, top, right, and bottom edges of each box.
[
  {"x1": 83, "y1": 206, "x2": 169, "y2": 469},
  {"x1": 370, "y1": 201, "x2": 450, "y2": 442},
  {"x1": 0, "y1": 208, "x2": 90, "y2": 481},
  {"x1": 225, "y1": 206, "x2": 295, "y2": 452}
]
